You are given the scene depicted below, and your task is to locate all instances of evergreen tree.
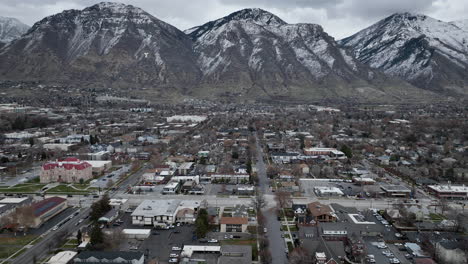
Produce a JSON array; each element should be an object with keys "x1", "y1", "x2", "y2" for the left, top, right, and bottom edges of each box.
[
  {"x1": 90, "y1": 224, "x2": 104, "y2": 245},
  {"x1": 195, "y1": 209, "x2": 209, "y2": 238},
  {"x1": 340, "y1": 145, "x2": 353, "y2": 159},
  {"x1": 77, "y1": 229, "x2": 82, "y2": 244}
]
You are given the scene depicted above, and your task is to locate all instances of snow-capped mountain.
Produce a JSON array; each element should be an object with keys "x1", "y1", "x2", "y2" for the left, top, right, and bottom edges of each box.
[
  {"x1": 0, "y1": 16, "x2": 29, "y2": 43},
  {"x1": 0, "y1": 4, "x2": 440, "y2": 102},
  {"x1": 340, "y1": 13, "x2": 468, "y2": 94},
  {"x1": 0, "y1": 2, "x2": 200, "y2": 87},
  {"x1": 186, "y1": 8, "x2": 425, "y2": 101}
]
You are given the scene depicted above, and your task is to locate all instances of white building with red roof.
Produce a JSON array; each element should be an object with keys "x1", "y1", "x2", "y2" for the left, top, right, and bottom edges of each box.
[{"x1": 40, "y1": 158, "x2": 92, "y2": 183}]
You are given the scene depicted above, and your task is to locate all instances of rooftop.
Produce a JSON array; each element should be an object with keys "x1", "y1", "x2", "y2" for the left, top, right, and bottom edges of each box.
[
  {"x1": 132, "y1": 200, "x2": 180, "y2": 217},
  {"x1": 220, "y1": 217, "x2": 248, "y2": 225}
]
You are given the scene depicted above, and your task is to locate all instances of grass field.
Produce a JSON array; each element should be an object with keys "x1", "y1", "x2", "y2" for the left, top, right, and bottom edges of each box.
[{"x1": 0, "y1": 184, "x2": 46, "y2": 193}]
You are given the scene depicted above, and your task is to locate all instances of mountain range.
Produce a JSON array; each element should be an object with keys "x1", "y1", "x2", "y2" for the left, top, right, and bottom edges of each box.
[{"x1": 0, "y1": 2, "x2": 467, "y2": 102}]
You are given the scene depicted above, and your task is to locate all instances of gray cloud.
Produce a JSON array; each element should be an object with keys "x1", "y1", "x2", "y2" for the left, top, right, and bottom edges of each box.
[{"x1": 0, "y1": 0, "x2": 466, "y2": 39}]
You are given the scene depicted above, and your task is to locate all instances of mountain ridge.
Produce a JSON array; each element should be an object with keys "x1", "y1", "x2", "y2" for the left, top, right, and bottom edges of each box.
[{"x1": 339, "y1": 12, "x2": 468, "y2": 95}]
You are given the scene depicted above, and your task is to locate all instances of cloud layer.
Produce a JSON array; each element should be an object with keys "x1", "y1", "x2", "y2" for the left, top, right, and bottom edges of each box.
[{"x1": 0, "y1": 0, "x2": 467, "y2": 39}]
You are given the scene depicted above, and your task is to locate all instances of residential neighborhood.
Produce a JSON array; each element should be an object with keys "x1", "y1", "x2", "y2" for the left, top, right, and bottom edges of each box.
[{"x1": 0, "y1": 100, "x2": 466, "y2": 264}]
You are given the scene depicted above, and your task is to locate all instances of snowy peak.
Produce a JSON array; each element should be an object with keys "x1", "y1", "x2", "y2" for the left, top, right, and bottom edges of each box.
[
  {"x1": 0, "y1": 16, "x2": 29, "y2": 43},
  {"x1": 340, "y1": 13, "x2": 468, "y2": 94},
  {"x1": 185, "y1": 8, "x2": 286, "y2": 40},
  {"x1": 0, "y1": 1, "x2": 200, "y2": 87},
  {"x1": 225, "y1": 8, "x2": 286, "y2": 26}
]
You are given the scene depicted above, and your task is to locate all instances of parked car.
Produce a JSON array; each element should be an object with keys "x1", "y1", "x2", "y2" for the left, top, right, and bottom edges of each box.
[
  {"x1": 169, "y1": 258, "x2": 178, "y2": 263},
  {"x1": 208, "y1": 239, "x2": 218, "y2": 243},
  {"x1": 172, "y1": 246, "x2": 182, "y2": 251},
  {"x1": 169, "y1": 253, "x2": 179, "y2": 258}
]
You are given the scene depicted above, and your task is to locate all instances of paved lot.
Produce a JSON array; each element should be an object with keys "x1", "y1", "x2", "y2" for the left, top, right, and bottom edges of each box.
[
  {"x1": 364, "y1": 239, "x2": 411, "y2": 264},
  {"x1": 139, "y1": 225, "x2": 195, "y2": 263},
  {"x1": 91, "y1": 165, "x2": 129, "y2": 188}
]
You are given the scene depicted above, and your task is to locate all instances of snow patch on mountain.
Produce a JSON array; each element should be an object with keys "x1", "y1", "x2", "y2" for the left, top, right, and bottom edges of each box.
[
  {"x1": 340, "y1": 12, "x2": 468, "y2": 82},
  {"x1": 0, "y1": 16, "x2": 29, "y2": 43}
]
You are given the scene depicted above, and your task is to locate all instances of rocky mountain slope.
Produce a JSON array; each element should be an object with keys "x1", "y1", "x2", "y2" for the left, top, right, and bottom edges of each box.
[
  {"x1": 340, "y1": 13, "x2": 468, "y2": 95},
  {"x1": 0, "y1": 2, "x2": 200, "y2": 90},
  {"x1": 0, "y1": 16, "x2": 29, "y2": 43},
  {"x1": 0, "y1": 4, "x2": 440, "y2": 102},
  {"x1": 185, "y1": 8, "x2": 432, "y2": 101}
]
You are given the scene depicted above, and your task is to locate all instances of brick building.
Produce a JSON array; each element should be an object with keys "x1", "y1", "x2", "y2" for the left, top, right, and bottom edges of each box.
[{"x1": 40, "y1": 158, "x2": 92, "y2": 183}]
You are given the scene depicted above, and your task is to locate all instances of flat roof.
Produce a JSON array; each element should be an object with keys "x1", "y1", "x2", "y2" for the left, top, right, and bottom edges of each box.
[
  {"x1": 132, "y1": 200, "x2": 180, "y2": 217},
  {"x1": 428, "y1": 185, "x2": 468, "y2": 193},
  {"x1": 380, "y1": 185, "x2": 411, "y2": 192},
  {"x1": 122, "y1": 229, "x2": 151, "y2": 235},
  {"x1": 83, "y1": 160, "x2": 112, "y2": 167},
  {"x1": 164, "y1": 181, "x2": 179, "y2": 189},
  {"x1": 0, "y1": 197, "x2": 29, "y2": 203},
  {"x1": 47, "y1": 250, "x2": 78, "y2": 264}
]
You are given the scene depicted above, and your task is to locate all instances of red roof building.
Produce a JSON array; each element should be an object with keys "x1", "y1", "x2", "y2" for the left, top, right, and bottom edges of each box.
[{"x1": 40, "y1": 158, "x2": 93, "y2": 183}]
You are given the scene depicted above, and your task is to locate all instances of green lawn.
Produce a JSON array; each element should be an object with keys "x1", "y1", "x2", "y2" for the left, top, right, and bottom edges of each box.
[
  {"x1": 46, "y1": 185, "x2": 90, "y2": 194},
  {"x1": 429, "y1": 213, "x2": 446, "y2": 221},
  {"x1": 0, "y1": 235, "x2": 38, "y2": 259},
  {"x1": 0, "y1": 184, "x2": 46, "y2": 193}
]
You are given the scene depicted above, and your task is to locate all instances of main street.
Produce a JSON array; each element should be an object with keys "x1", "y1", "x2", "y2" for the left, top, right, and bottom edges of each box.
[{"x1": 254, "y1": 131, "x2": 288, "y2": 264}]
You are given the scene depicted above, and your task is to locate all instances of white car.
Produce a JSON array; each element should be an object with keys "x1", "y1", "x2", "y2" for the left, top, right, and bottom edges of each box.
[
  {"x1": 208, "y1": 239, "x2": 218, "y2": 243},
  {"x1": 172, "y1": 246, "x2": 182, "y2": 251},
  {"x1": 169, "y1": 253, "x2": 179, "y2": 258},
  {"x1": 169, "y1": 258, "x2": 178, "y2": 263},
  {"x1": 52, "y1": 226, "x2": 59, "y2": 231},
  {"x1": 390, "y1": 258, "x2": 400, "y2": 264},
  {"x1": 377, "y1": 244, "x2": 388, "y2": 249},
  {"x1": 263, "y1": 227, "x2": 268, "y2": 233}
]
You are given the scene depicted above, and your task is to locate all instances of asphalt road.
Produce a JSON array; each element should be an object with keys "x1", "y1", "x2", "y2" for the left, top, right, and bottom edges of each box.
[
  {"x1": 9, "y1": 208, "x2": 90, "y2": 264},
  {"x1": 254, "y1": 132, "x2": 288, "y2": 264}
]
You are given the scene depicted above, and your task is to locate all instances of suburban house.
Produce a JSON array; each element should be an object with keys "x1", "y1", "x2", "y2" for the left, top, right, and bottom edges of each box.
[
  {"x1": 220, "y1": 217, "x2": 248, "y2": 233},
  {"x1": 308, "y1": 202, "x2": 337, "y2": 222}
]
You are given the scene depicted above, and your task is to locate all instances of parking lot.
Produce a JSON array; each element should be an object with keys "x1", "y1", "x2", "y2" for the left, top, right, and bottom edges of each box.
[{"x1": 365, "y1": 239, "x2": 412, "y2": 264}]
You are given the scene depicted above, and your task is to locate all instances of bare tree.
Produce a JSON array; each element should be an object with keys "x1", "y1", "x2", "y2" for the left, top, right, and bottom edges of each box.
[
  {"x1": 289, "y1": 247, "x2": 312, "y2": 264},
  {"x1": 275, "y1": 191, "x2": 292, "y2": 209},
  {"x1": 251, "y1": 193, "x2": 267, "y2": 212}
]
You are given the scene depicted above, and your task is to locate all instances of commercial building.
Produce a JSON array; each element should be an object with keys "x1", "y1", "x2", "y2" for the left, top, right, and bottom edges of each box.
[
  {"x1": 131, "y1": 200, "x2": 200, "y2": 226},
  {"x1": 0, "y1": 197, "x2": 32, "y2": 218},
  {"x1": 31, "y1": 197, "x2": 68, "y2": 228},
  {"x1": 211, "y1": 173, "x2": 250, "y2": 184},
  {"x1": 73, "y1": 251, "x2": 144, "y2": 264},
  {"x1": 162, "y1": 181, "x2": 181, "y2": 194},
  {"x1": 47, "y1": 250, "x2": 77, "y2": 264},
  {"x1": 40, "y1": 158, "x2": 92, "y2": 183},
  {"x1": 427, "y1": 185, "x2": 468, "y2": 199},
  {"x1": 303, "y1": 148, "x2": 345, "y2": 158},
  {"x1": 380, "y1": 184, "x2": 412, "y2": 198},
  {"x1": 82, "y1": 160, "x2": 112, "y2": 174}
]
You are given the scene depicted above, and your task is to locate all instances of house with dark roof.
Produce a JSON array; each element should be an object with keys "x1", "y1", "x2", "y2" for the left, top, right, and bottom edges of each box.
[
  {"x1": 31, "y1": 197, "x2": 67, "y2": 228},
  {"x1": 436, "y1": 241, "x2": 467, "y2": 264},
  {"x1": 73, "y1": 251, "x2": 144, "y2": 264}
]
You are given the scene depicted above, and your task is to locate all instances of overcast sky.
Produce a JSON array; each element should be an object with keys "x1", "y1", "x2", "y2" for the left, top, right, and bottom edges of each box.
[{"x1": 1, "y1": 0, "x2": 467, "y2": 39}]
